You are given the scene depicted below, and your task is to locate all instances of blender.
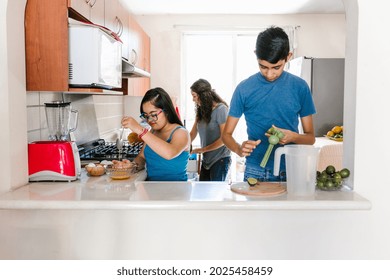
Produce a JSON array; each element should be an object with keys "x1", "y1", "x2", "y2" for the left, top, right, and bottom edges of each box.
[
  {"x1": 28, "y1": 101, "x2": 81, "y2": 181},
  {"x1": 45, "y1": 101, "x2": 78, "y2": 141}
]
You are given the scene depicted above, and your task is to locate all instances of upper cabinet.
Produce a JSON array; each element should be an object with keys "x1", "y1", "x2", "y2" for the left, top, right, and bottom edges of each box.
[
  {"x1": 125, "y1": 15, "x2": 151, "y2": 96},
  {"x1": 68, "y1": 0, "x2": 105, "y2": 26},
  {"x1": 128, "y1": 16, "x2": 150, "y2": 72},
  {"x1": 25, "y1": 0, "x2": 69, "y2": 92},
  {"x1": 104, "y1": 0, "x2": 129, "y2": 61},
  {"x1": 25, "y1": 0, "x2": 150, "y2": 94}
]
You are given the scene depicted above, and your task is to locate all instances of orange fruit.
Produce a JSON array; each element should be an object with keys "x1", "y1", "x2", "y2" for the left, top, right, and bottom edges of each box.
[
  {"x1": 331, "y1": 126, "x2": 342, "y2": 134},
  {"x1": 127, "y1": 132, "x2": 143, "y2": 143},
  {"x1": 326, "y1": 131, "x2": 335, "y2": 137}
]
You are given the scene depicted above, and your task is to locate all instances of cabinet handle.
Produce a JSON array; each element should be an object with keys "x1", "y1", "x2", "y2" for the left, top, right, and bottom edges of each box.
[
  {"x1": 89, "y1": 0, "x2": 97, "y2": 7},
  {"x1": 114, "y1": 16, "x2": 121, "y2": 35},
  {"x1": 130, "y1": 49, "x2": 138, "y2": 65},
  {"x1": 116, "y1": 17, "x2": 123, "y2": 37}
]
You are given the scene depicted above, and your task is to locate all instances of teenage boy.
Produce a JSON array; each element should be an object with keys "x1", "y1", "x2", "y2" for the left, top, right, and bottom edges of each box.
[{"x1": 222, "y1": 26, "x2": 316, "y2": 182}]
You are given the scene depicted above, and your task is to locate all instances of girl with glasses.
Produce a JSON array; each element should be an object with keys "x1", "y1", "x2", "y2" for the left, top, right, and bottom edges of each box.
[{"x1": 121, "y1": 87, "x2": 190, "y2": 181}]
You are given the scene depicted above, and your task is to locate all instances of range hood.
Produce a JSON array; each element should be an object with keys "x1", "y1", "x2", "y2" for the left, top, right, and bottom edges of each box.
[{"x1": 122, "y1": 59, "x2": 151, "y2": 78}]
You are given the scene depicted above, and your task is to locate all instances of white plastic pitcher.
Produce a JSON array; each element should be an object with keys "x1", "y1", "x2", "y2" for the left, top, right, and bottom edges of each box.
[{"x1": 274, "y1": 145, "x2": 320, "y2": 196}]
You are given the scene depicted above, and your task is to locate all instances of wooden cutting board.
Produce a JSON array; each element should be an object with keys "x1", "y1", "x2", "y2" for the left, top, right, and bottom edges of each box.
[{"x1": 231, "y1": 181, "x2": 286, "y2": 197}]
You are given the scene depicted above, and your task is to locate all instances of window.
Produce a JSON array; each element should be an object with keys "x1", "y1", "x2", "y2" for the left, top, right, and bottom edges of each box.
[
  {"x1": 182, "y1": 32, "x2": 258, "y2": 181},
  {"x1": 182, "y1": 32, "x2": 259, "y2": 144}
]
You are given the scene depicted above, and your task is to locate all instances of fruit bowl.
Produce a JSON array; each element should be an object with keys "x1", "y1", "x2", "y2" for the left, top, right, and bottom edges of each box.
[
  {"x1": 106, "y1": 164, "x2": 137, "y2": 180},
  {"x1": 316, "y1": 178, "x2": 345, "y2": 191},
  {"x1": 324, "y1": 135, "x2": 343, "y2": 142},
  {"x1": 316, "y1": 165, "x2": 350, "y2": 191}
]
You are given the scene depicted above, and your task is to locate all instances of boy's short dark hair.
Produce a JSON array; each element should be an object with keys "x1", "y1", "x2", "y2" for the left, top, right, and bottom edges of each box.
[{"x1": 255, "y1": 26, "x2": 290, "y2": 63}]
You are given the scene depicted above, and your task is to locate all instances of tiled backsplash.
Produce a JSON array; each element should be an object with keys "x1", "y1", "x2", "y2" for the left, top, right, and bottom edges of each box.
[{"x1": 26, "y1": 92, "x2": 141, "y2": 144}]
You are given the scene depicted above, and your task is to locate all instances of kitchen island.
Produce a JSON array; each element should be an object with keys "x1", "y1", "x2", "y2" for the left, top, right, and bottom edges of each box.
[
  {"x1": 0, "y1": 169, "x2": 370, "y2": 210},
  {"x1": 0, "y1": 170, "x2": 371, "y2": 259}
]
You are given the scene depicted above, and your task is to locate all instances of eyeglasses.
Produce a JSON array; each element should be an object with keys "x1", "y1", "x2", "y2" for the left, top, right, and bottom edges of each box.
[{"x1": 139, "y1": 110, "x2": 164, "y2": 122}]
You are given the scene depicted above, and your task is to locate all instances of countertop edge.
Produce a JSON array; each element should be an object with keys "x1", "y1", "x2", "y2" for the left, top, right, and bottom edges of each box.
[{"x1": 0, "y1": 198, "x2": 372, "y2": 211}]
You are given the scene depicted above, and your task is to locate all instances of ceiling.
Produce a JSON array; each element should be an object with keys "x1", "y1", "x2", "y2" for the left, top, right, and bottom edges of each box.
[{"x1": 121, "y1": 0, "x2": 345, "y2": 15}]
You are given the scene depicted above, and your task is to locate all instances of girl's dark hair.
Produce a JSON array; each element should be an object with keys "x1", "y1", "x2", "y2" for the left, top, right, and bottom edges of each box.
[
  {"x1": 190, "y1": 79, "x2": 228, "y2": 124},
  {"x1": 140, "y1": 87, "x2": 183, "y2": 126},
  {"x1": 255, "y1": 26, "x2": 290, "y2": 63}
]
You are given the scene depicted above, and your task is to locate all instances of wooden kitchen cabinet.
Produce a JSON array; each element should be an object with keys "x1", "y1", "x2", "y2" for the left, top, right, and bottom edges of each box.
[
  {"x1": 25, "y1": 0, "x2": 69, "y2": 92},
  {"x1": 68, "y1": 0, "x2": 105, "y2": 26},
  {"x1": 25, "y1": 0, "x2": 150, "y2": 94},
  {"x1": 125, "y1": 15, "x2": 151, "y2": 96},
  {"x1": 25, "y1": 0, "x2": 110, "y2": 93},
  {"x1": 129, "y1": 15, "x2": 150, "y2": 72},
  {"x1": 104, "y1": 0, "x2": 129, "y2": 60}
]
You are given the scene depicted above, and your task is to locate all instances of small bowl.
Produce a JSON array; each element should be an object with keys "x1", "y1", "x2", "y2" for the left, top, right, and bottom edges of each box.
[
  {"x1": 85, "y1": 164, "x2": 106, "y2": 176},
  {"x1": 106, "y1": 165, "x2": 136, "y2": 180},
  {"x1": 316, "y1": 178, "x2": 345, "y2": 191}
]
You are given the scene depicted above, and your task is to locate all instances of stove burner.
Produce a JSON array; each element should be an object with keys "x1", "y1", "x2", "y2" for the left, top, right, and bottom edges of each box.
[{"x1": 78, "y1": 140, "x2": 143, "y2": 161}]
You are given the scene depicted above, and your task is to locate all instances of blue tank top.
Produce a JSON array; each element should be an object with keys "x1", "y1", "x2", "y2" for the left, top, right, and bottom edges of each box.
[{"x1": 144, "y1": 126, "x2": 189, "y2": 181}]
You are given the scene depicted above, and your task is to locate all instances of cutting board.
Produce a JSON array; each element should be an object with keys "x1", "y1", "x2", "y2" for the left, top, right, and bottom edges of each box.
[{"x1": 231, "y1": 181, "x2": 286, "y2": 197}]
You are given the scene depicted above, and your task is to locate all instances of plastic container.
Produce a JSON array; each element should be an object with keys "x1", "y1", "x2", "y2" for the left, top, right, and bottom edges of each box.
[{"x1": 274, "y1": 145, "x2": 320, "y2": 196}]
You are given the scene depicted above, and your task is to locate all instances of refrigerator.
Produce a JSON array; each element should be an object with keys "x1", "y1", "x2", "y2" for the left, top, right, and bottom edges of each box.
[{"x1": 287, "y1": 56, "x2": 345, "y2": 137}]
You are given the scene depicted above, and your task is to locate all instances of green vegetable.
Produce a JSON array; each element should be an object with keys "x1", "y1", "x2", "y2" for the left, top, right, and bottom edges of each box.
[{"x1": 260, "y1": 127, "x2": 285, "y2": 168}]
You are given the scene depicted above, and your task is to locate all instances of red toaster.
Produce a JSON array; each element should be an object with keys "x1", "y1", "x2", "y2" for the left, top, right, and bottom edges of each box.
[{"x1": 28, "y1": 141, "x2": 81, "y2": 181}]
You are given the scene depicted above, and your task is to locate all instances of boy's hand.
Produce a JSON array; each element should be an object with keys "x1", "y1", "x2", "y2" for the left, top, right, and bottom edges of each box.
[
  {"x1": 265, "y1": 125, "x2": 292, "y2": 145},
  {"x1": 238, "y1": 140, "x2": 261, "y2": 157}
]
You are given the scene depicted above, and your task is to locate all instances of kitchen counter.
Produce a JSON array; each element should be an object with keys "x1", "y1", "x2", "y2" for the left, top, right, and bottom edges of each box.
[
  {"x1": 0, "y1": 170, "x2": 371, "y2": 211},
  {"x1": 0, "y1": 169, "x2": 372, "y2": 259}
]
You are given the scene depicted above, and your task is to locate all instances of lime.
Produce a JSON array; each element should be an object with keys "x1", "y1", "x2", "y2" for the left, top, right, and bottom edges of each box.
[
  {"x1": 316, "y1": 181, "x2": 325, "y2": 189},
  {"x1": 332, "y1": 173, "x2": 342, "y2": 185},
  {"x1": 247, "y1": 177, "x2": 258, "y2": 186},
  {"x1": 325, "y1": 165, "x2": 336, "y2": 175},
  {"x1": 325, "y1": 180, "x2": 335, "y2": 189},
  {"x1": 317, "y1": 172, "x2": 328, "y2": 182},
  {"x1": 340, "y1": 168, "x2": 350, "y2": 178}
]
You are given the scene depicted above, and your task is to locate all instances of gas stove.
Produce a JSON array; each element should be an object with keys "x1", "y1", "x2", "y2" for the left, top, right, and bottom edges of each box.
[{"x1": 77, "y1": 139, "x2": 143, "y2": 161}]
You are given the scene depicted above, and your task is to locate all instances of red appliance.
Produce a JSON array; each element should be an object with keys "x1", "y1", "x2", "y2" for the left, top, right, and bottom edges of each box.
[{"x1": 28, "y1": 141, "x2": 81, "y2": 181}]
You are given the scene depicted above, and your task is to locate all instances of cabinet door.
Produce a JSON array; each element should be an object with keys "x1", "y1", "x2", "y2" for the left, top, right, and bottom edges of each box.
[
  {"x1": 105, "y1": 0, "x2": 129, "y2": 60},
  {"x1": 142, "y1": 31, "x2": 150, "y2": 72},
  {"x1": 128, "y1": 15, "x2": 141, "y2": 65},
  {"x1": 68, "y1": 0, "x2": 104, "y2": 26},
  {"x1": 89, "y1": 0, "x2": 105, "y2": 26},
  {"x1": 118, "y1": 1, "x2": 129, "y2": 61},
  {"x1": 104, "y1": 0, "x2": 120, "y2": 34},
  {"x1": 26, "y1": 0, "x2": 69, "y2": 91},
  {"x1": 68, "y1": 0, "x2": 90, "y2": 20}
]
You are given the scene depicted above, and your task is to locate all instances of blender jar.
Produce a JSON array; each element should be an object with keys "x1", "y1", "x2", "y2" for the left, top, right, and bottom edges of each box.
[{"x1": 45, "y1": 101, "x2": 78, "y2": 141}]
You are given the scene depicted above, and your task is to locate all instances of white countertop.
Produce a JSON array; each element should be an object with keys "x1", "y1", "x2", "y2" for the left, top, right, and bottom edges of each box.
[{"x1": 0, "y1": 169, "x2": 371, "y2": 211}]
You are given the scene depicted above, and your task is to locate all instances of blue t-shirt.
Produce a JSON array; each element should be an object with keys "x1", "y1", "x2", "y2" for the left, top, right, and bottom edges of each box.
[
  {"x1": 229, "y1": 71, "x2": 316, "y2": 171},
  {"x1": 144, "y1": 126, "x2": 189, "y2": 181}
]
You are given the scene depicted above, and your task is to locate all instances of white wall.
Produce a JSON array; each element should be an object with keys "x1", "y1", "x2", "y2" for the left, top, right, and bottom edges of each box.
[
  {"x1": 2, "y1": 0, "x2": 390, "y2": 259},
  {"x1": 0, "y1": 0, "x2": 28, "y2": 192},
  {"x1": 135, "y1": 14, "x2": 346, "y2": 106},
  {"x1": 349, "y1": 0, "x2": 390, "y2": 257}
]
